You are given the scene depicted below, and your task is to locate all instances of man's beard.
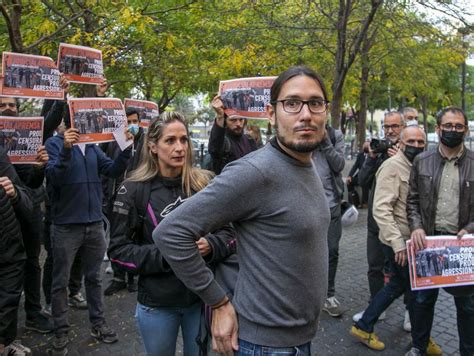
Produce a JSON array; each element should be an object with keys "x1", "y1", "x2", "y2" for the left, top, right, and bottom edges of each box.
[
  {"x1": 226, "y1": 126, "x2": 243, "y2": 138},
  {"x1": 274, "y1": 119, "x2": 321, "y2": 153},
  {"x1": 0, "y1": 109, "x2": 16, "y2": 117}
]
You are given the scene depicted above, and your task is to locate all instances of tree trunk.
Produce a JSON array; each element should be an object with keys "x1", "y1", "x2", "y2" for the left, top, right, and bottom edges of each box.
[
  {"x1": 1, "y1": 1, "x2": 25, "y2": 53},
  {"x1": 330, "y1": 88, "x2": 343, "y2": 128},
  {"x1": 421, "y1": 96, "x2": 428, "y2": 133},
  {"x1": 358, "y1": 35, "x2": 370, "y2": 150}
]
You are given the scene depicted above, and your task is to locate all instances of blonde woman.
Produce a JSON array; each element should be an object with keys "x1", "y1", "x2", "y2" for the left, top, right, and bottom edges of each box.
[{"x1": 108, "y1": 112, "x2": 235, "y2": 356}]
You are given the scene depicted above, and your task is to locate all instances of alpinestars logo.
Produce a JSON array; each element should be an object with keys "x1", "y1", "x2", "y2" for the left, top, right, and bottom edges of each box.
[{"x1": 160, "y1": 196, "x2": 187, "y2": 217}]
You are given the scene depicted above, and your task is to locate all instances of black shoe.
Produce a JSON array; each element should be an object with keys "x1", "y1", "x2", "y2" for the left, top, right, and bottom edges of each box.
[
  {"x1": 91, "y1": 324, "x2": 118, "y2": 344},
  {"x1": 127, "y1": 281, "x2": 138, "y2": 293},
  {"x1": 25, "y1": 313, "x2": 54, "y2": 334},
  {"x1": 52, "y1": 333, "x2": 69, "y2": 352},
  {"x1": 104, "y1": 280, "x2": 126, "y2": 296}
]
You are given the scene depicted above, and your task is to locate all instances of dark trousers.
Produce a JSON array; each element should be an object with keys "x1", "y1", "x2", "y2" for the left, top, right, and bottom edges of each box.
[
  {"x1": 0, "y1": 260, "x2": 24, "y2": 346},
  {"x1": 327, "y1": 204, "x2": 342, "y2": 298},
  {"x1": 367, "y1": 227, "x2": 385, "y2": 300},
  {"x1": 412, "y1": 289, "x2": 474, "y2": 356},
  {"x1": 22, "y1": 209, "x2": 43, "y2": 319},
  {"x1": 347, "y1": 180, "x2": 369, "y2": 206},
  {"x1": 357, "y1": 245, "x2": 414, "y2": 333},
  {"x1": 42, "y1": 220, "x2": 83, "y2": 304},
  {"x1": 51, "y1": 222, "x2": 106, "y2": 335}
]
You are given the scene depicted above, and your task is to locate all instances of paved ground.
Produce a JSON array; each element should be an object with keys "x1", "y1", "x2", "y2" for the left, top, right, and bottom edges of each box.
[{"x1": 16, "y1": 161, "x2": 462, "y2": 355}]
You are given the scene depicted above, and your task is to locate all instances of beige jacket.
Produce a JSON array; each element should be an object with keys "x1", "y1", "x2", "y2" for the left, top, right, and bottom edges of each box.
[{"x1": 373, "y1": 150, "x2": 411, "y2": 253}]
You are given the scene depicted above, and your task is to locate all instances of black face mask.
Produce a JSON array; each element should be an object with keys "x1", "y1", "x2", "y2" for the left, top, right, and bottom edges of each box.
[
  {"x1": 403, "y1": 145, "x2": 424, "y2": 162},
  {"x1": 440, "y1": 130, "x2": 465, "y2": 148},
  {"x1": 0, "y1": 109, "x2": 16, "y2": 117}
]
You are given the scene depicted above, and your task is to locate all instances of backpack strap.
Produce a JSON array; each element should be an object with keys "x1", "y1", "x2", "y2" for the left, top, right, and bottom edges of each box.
[{"x1": 134, "y1": 180, "x2": 151, "y2": 229}]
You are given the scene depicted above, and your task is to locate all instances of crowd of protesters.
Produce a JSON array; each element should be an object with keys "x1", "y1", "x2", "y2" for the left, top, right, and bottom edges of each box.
[{"x1": 0, "y1": 65, "x2": 473, "y2": 356}]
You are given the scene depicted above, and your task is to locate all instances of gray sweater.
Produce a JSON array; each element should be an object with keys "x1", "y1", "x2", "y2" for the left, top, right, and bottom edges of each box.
[{"x1": 153, "y1": 143, "x2": 330, "y2": 347}]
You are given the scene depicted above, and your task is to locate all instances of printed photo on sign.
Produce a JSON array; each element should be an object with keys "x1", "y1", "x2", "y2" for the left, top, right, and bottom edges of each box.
[
  {"x1": 1, "y1": 52, "x2": 63, "y2": 99},
  {"x1": 68, "y1": 98, "x2": 126, "y2": 144},
  {"x1": 218, "y1": 77, "x2": 276, "y2": 119},
  {"x1": 0, "y1": 116, "x2": 44, "y2": 164},
  {"x1": 123, "y1": 98, "x2": 159, "y2": 128},
  {"x1": 407, "y1": 236, "x2": 474, "y2": 290},
  {"x1": 57, "y1": 43, "x2": 104, "y2": 85}
]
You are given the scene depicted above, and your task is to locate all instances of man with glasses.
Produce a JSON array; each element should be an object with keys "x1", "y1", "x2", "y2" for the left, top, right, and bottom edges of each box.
[
  {"x1": 402, "y1": 107, "x2": 419, "y2": 127},
  {"x1": 154, "y1": 66, "x2": 331, "y2": 355},
  {"x1": 406, "y1": 107, "x2": 474, "y2": 356},
  {"x1": 354, "y1": 112, "x2": 409, "y2": 328}
]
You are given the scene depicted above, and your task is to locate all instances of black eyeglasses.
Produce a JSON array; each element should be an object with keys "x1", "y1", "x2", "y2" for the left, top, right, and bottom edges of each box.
[
  {"x1": 271, "y1": 99, "x2": 329, "y2": 114},
  {"x1": 440, "y1": 123, "x2": 466, "y2": 132},
  {"x1": 383, "y1": 124, "x2": 401, "y2": 131}
]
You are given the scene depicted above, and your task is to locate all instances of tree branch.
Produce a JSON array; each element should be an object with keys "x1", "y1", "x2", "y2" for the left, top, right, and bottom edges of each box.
[{"x1": 25, "y1": 10, "x2": 87, "y2": 52}]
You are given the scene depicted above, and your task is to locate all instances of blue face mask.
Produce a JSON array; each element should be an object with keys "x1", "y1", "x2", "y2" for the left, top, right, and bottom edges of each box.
[{"x1": 128, "y1": 124, "x2": 139, "y2": 136}]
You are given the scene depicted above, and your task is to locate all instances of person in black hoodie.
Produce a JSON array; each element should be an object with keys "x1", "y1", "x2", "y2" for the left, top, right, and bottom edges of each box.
[
  {"x1": 0, "y1": 96, "x2": 54, "y2": 334},
  {"x1": 102, "y1": 107, "x2": 145, "y2": 295},
  {"x1": 108, "y1": 111, "x2": 235, "y2": 356},
  {"x1": 0, "y1": 147, "x2": 34, "y2": 355},
  {"x1": 208, "y1": 95, "x2": 257, "y2": 174}
]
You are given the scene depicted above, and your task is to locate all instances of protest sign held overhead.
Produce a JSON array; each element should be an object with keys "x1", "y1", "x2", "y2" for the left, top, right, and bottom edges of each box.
[
  {"x1": 407, "y1": 236, "x2": 474, "y2": 291},
  {"x1": 68, "y1": 98, "x2": 127, "y2": 144},
  {"x1": 123, "y1": 98, "x2": 159, "y2": 128},
  {"x1": 1, "y1": 52, "x2": 63, "y2": 99},
  {"x1": 219, "y1": 76, "x2": 276, "y2": 119},
  {"x1": 58, "y1": 43, "x2": 104, "y2": 85},
  {"x1": 0, "y1": 116, "x2": 44, "y2": 164}
]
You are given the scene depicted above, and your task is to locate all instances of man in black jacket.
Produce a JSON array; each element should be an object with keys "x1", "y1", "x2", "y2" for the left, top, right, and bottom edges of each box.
[
  {"x1": 0, "y1": 148, "x2": 34, "y2": 355},
  {"x1": 208, "y1": 95, "x2": 258, "y2": 174},
  {"x1": 347, "y1": 141, "x2": 369, "y2": 207},
  {"x1": 406, "y1": 107, "x2": 474, "y2": 356},
  {"x1": 353, "y1": 111, "x2": 404, "y2": 325}
]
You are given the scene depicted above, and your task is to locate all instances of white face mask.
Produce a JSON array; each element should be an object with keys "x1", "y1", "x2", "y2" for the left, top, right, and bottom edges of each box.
[{"x1": 406, "y1": 120, "x2": 418, "y2": 127}]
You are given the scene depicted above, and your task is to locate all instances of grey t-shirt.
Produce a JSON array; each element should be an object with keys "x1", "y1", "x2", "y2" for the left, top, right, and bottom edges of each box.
[{"x1": 154, "y1": 143, "x2": 330, "y2": 347}]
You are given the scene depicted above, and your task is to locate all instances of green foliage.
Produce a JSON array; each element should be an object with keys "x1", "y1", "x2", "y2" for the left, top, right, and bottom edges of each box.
[{"x1": 0, "y1": 0, "x2": 471, "y2": 119}]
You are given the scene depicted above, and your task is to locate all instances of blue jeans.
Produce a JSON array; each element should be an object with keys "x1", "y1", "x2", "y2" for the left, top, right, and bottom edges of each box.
[
  {"x1": 411, "y1": 289, "x2": 474, "y2": 356},
  {"x1": 356, "y1": 245, "x2": 414, "y2": 333},
  {"x1": 135, "y1": 302, "x2": 202, "y2": 356},
  {"x1": 237, "y1": 339, "x2": 311, "y2": 356}
]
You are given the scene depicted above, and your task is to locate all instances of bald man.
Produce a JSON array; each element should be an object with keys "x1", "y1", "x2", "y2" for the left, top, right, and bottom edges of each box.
[{"x1": 350, "y1": 126, "x2": 442, "y2": 355}]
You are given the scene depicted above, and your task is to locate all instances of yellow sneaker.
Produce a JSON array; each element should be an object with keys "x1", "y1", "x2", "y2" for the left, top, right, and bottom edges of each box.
[
  {"x1": 427, "y1": 337, "x2": 443, "y2": 355},
  {"x1": 350, "y1": 325, "x2": 385, "y2": 351}
]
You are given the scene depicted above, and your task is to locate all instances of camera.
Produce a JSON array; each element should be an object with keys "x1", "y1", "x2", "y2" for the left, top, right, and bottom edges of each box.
[{"x1": 370, "y1": 138, "x2": 394, "y2": 154}]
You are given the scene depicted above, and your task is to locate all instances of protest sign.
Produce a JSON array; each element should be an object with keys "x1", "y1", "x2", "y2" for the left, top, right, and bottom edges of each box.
[
  {"x1": 1, "y1": 52, "x2": 63, "y2": 99},
  {"x1": 0, "y1": 116, "x2": 43, "y2": 164},
  {"x1": 68, "y1": 98, "x2": 127, "y2": 144},
  {"x1": 123, "y1": 98, "x2": 159, "y2": 128},
  {"x1": 58, "y1": 43, "x2": 104, "y2": 85},
  {"x1": 219, "y1": 77, "x2": 276, "y2": 119},
  {"x1": 407, "y1": 235, "x2": 474, "y2": 290}
]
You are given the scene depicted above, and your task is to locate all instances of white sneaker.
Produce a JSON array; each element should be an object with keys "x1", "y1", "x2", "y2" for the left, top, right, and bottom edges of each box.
[
  {"x1": 323, "y1": 296, "x2": 342, "y2": 317},
  {"x1": 352, "y1": 310, "x2": 386, "y2": 322},
  {"x1": 4, "y1": 340, "x2": 32, "y2": 355},
  {"x1": 403, "y1": 310, "x2": 411, "y2": 332},
  {"x1": 103, "y1": 253, "x2": 109, "y2": 262}
]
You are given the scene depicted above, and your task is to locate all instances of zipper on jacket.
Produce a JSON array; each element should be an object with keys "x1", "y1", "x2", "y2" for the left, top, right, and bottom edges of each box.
[{"x1": 84, "y1": 148, "x2": 91, "y2": 222}]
